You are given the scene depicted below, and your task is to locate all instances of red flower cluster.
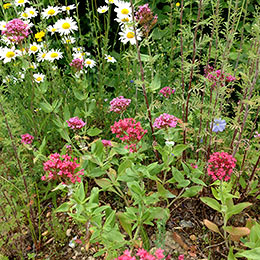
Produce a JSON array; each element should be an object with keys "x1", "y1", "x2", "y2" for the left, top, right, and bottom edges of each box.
[
  {"x1": 21, "y1": 133, "x2": 34, "y2": 144},
  {"x1": 2, "y1": 19, "x2": 30, "y2": 43},
  {"x1": 153, "y1": 113, "x2": 179, "y2": 129},
  {"x1": 135, "y1": 3, "x2": 158, "y2": 37},
  {"x1": 111, "y1": 118, "x2": 147, "y2": 152},
  {"x1": 205, "y1": 66, "x2": 236, "y2": 87},
  {"x1": 159, "y1": 86, "x2": 175, "y2": 99},
  {"x1": 207, "y1": 152, "x2": 236, "y2": 181},
  {"x1": 66, "y1": 116, "x2": 86, "y2": 130},
  {"x1": 115, "y1": 248, "x2": 165, "y2": 260},
  {"x1": 41, "y1": 153, "x2": 84, "y2": 183}
]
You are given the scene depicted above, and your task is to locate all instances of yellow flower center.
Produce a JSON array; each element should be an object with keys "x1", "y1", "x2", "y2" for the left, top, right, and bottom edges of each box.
[
  {"x1": 36, "y1": 77, "x2": 42, "y2": 81},
  {"x1": 121, "y1": 8, "x2": 129, "y2": 15},
  {"x1": 42, "y1": 53, "x2": 46, "y2": 58},
  {"x1": 3, "y1": 25, "x2": 6, "y2": 28},
  {"x1": 66, "y1": 6, "x2": 70, "y2": 10},
  {"x1": 18, "y1": 0, "x2": 24, "y2": 3},
  {"x1": 86, "y1": 60, "x2": 91, "y2": 64},
  {"x1": 176, "y1": 2, "x2": 180, "y2": 7},
  {"x1": 66, "y1": 39, "x2": 71, "y2": 43},
  {"x1": 108, "y1": 57, "x2": 112, "y2": 60},
  {"x1": 29, "y1": 11, "x2": 34, "y2": 14},
  {"x1": 62, "y1": 22, "x2": 71, "y2": 29},
  {"x1": 30, "y1": 46, "x2": 38, "y2": 52},
  {"x1": 22, "y1": 13, "x2": 28, "y2": 17},
  {"x1": 126, "y1": 32, "x2": 134, "y2": 38},
  {"x1": 6, "y1": 51, "x2": 15, "y2": 58},
  {"x1": 102, "y1": 9, "x2": 106, "y2": 13},
  {"x1": 50, "y1": 53, "x2": 58, "y2": 58},
  {"x1": 121, "y1": 17, "x2": 129, "y2": 22},
  {"x1": 51, "y1": 28, "x2": 56, "y2": 32},
  {"x1": 47, "y1": 9, "x2": 55, "y2": 15},
  {"x1": 3, "y1": 3, "x2": 12, "y2": 9}
]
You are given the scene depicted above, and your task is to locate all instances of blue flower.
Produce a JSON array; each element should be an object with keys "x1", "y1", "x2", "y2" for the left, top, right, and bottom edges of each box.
[
  {"x1": 212, "y1": 118, "x2": 226, "y2": 133},
  {"x1": 130, "y1": 80, "x2": 134, "y2": 83}
]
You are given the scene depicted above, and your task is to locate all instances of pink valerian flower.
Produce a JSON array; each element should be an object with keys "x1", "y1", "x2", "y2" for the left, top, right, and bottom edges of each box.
[
  {"x1": 207, "y1": 152, "x2": 236, "y2": 181},
  {"x1": 159, "y1": 87, "x2": 175, "y2": 98},
  {"x1": 204, "y1": 66, "x2": 236, "y2": 87},
  {"x1": 254, "y1": 131, "x2": 260, "y2": 138},
  {"x1": 115, "y1": 248, "x2": 165, "y2": 260},
  {"x1": 2, "y1": 19, "x2": 30, "y2": 43},
  {"x1": 102, "y1": 139, "x2": 112, "y2": 147},
  {"x1": 190, "y1": 163, "x2": 198, "y2": 169},
  {"x1": 70, "y1": 58, "x2": 84, "y2": 71},
  {"x1": 21, "y1": 133, "x2": 34, "y2": 144},
  {"x1": 110, "y1": 96, "x2": 131, "y2": 113},
  {"x1": 67, "y1": 116, "x2": 86, "y2": 129},
  {"x1": 153, "y1": 113, "x2": 179, "y2": 129},
  {"x1": 41, "y1": 153, "x2": 84, "y2": 184},
  {"x1": 178, "y1": 255, "x2": 184, "y2": 260},
  {"x1": 111, "y1": 118, "x2": 147, "y2": 153},
  {"x1": 135, "y1": 3, "x2": 158, "y2": 37}
]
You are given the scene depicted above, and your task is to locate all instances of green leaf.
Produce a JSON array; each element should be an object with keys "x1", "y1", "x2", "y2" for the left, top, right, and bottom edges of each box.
[
  {"x1": 228, "y1": 247, "x2": 237, "y2": 260},
  {"x1": 118, "y1": 160, "x2": 133, "y2": 175},
  {"x1": 55, "y1": 202, "x2": 71, "y2": 213},
  {"x1": 235, "y1": 247, "x2": 260, "y2": 259},
  {"x1": 117, "y1": 212, "x2": 132, "y2": 237},
  {"x1": 95, "y1": 178, "x2": 112, "y2": 190},
  {"x1": 191, "y1": 177, "x2": 207, "y2": 186},
  {"x1": 39, "y1": 101, "x2": 53, "y2": 113},
  {"x1": 75, "y1": 182, "x2": 85, "y2": 202},
  {"x1": 181, "y1": 185, "x2": 202, "y2": 198},
  {"x1": 225, "y1": 226, "x2": 250, "y2": 236},
  {"x1": 226, "y1": 202, "x2": 252, "y2": 220},
  {"x1": 172, "y1": 144, "x2": 190, "y2": 157},
  {"x1": 140, "y1": 225, "x2": 150, "y2": 250},
  {"x1": 200, "y1": 197, "x2": 221, "y2": 212},
  {"x1": 87, "y1": 127, "x2": 102, "y2": 136},
  {"x1": 157, "y1": 183, "x2": 175, "y2": 198},
  {"x1": 149, "y1": 74, "x2": 161, "y2": 92}
]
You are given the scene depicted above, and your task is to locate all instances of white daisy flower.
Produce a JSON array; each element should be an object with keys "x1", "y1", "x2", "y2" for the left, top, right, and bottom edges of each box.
[
  {"x1": 105, "y1": 54, "x2": 116, "y2": 63},
  {"x1": 47, "y1": 25, "x2": 58, "y2": 35},
  {"x1": 28, "y1": 42, "x2": 41, "y2": 55},
  {"x1": 0, "y1": 46, "x2": 19, "y2": 63},
  {"x1": 18, "y1": 72, "x2": 25, "y2": 80},
  {"x1": 23, "y1": 20, "x2": 34, "y2": 29},
  {"x1": 37, "y1": 51, "x2": 47, "y2": 62},
  {"x1": 62, "y1": 4, "x2": 76, "y2": 13},
  {"x1": 25, "y1": 7, "x2": 38, "y2": 18},
  {"x1": 61, "y1": 36, "x2": 76, "y2": 44},
  {"x1": 54, "y1": 17, "x2": 78, "y2": 35},
  {"x1": 0, "y1": 21, "x2": 7, "y2": 31},
  {"x1": 33, "y1": 73, "x2": 45, "y2": 83},
  {"x1": 20, "y1": 11, "x2": 30, "y2": 20},
  {"x1": 119, "y1": 28, "x2": 141, "y2": 45},
  {"x1": 115, "y1": 15, "x2": 132, "y2": 26},
  {"x1": 46, "y1": 49, "x2": 63, "y2": 62},
  {"x1": 28, "y1": 62, "x2": 38, "y2": 69},
  {"x1": 14, "y1": 0, "x2": 29, "y2": 6},
  {"x1": 73, "y1": 52, "x2": 84, "y2": 59},
  {"x1": 115, "y1": 2, "x2": 132, "y2": 19},
  {"x1": 105, "y1": 0, "x2": 118, "y2": 4},
  {"x1": 1, "y1": 36, "x2": 12, "y2": 45},
  {"x1": 73, "y1": 46, "x2": 85, "y2": 53},
  {"x1": 97, "y1": 6, "x2": 109, "y2": 14},
  {"x1": 84, "y1": 58, "x2": 96, "y2": 68},
  {"x1": 42, "y1": 6, "x2": 61, "y2": 18}
]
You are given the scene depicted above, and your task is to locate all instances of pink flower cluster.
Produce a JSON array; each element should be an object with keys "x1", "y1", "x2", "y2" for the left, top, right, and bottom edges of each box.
[
  {"x1": 111, "y1": 118, "x2": 147, "y2": 152},
  {"x1": 41, "y1": 153, "x2": 84, "y2": 183},
  {"x1": 135, "y1": 3, "x2": 158, "y2": 37},
  {"x1": 153, "y1": 113, "x2": 179, "y2": 129},
  {"x1": 254, "y1": 131, "x2": 260, "y2": 138},
  {"x1": 205, "y1": 66, "x2": 236, "y2": 87},
  {"x1": 21, "y1": 133, "x2": 34, "y2": 144},
  {"x1": 115, "y1": 248, "x2": 165, "y2": 260},
  {"x1": 70, "y1": 58, "x2": 84, "y2": 71},
  {"x1": 207, "y1": 152, "x2": 236, "y2": 181},
  {"x1": 110, "y1": 96, "x2": 131, "y2": 113},
  {"x1": 102, "y1": 139, "x2": 112, "y2": 147},
  {"x1": 159, "y1": 87, "x2": 175, "y2": 99},
  {"x1": 2, "y1": 19, "x2": 30, "y2": 43},
  {"x1": 67, "y1": 117, "x2": 86, "y2": 129}
]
